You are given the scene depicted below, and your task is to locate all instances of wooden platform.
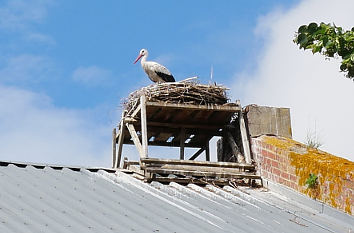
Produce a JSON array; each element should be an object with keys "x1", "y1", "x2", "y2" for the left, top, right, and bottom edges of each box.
[
  {"x1": 112, "y1": 94, "x2": 256, "y2": 186},
  {"x1": 124, "y1": 101, "x2": 241, "y2": 149},
  {"x1": 123, "y1": 158, "x2": 262, "y2": 187}
]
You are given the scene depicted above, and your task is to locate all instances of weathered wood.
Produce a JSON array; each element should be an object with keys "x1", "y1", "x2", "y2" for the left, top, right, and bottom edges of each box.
[
  {"x1": 141, "y1": 158, "x2": 255, "y2": 170},
  {"x1": 122, "y1": 139, "x2": 208, "y2": 148},
  {"x1": 130, "y1": 104, "x2": 141, "y2": 118},
  {"x1": 140, "y1": 95, "x2": 148, "y2": 158},
  {"x1": 115, "y1": 124, "x2": 124, "y2": 168},
  {"x1": 152, "y1": 177, "x2": 253, "y2": 186},
  {"x1": 226, "y1": 132, "x2": 245, "y2": 163},
  {"x1": 205, "y1": 139, "x2": 210, "y2": 161},
  {"x1": 189, "y1": 148, "x2": 205, "y2": 160},
  {"x1": 179, "y1": 128, "x2": 185, "y2": 160},
  {"x1": 147, "y1": 164, "x2": 255, "y2": 174},
  {"x1": 112, "y1": 128, "x2": 117, "y2": 168},
  {"x1": 144, "y1": 168, "x2": 261, "y2": 179},
  {"x1": 115, "y1": 114, "x2": 127, "y2": 168},
  {"x1": 126, "y1": 123, "x2": 144, "y2": 158},
  {"x1": 123, "y1": 117, "x2": 138, "y2": 124},
  {"x1": 146, "y1": 101, "x2": 241, "y2": 112},
  {"x1": 239, "y1": 111, "x2": 252, "y2": 164},
  {"x1": 146, "y1": 121, "x2": 224, "y2": 130},
  {"x1": 122, "y1": 158, "x2": 139, "y2": 169}
]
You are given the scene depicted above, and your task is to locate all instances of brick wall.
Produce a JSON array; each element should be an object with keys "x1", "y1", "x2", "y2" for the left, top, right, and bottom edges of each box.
[{"x1": 251, "y1": 135, "x2": 354, "y2": 215}]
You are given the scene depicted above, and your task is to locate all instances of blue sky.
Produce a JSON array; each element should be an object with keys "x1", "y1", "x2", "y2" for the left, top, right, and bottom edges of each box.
[
  {"x1": 1, "y1": 0, "x2": 353, "y2": 166},
  {"x1": 1, "y1": 0, "x2": 298, "y2": 109}
]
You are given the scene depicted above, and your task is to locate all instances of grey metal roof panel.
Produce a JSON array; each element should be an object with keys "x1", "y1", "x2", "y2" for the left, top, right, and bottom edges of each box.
[{"x1": 0, "y1": 163, "x2": 352, "y2": 233}]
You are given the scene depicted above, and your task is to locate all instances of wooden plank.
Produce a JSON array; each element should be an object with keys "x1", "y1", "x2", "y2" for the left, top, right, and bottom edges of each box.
[
  {"x1": 239, "y1": 110, "x2": 252, "y2": 164},
  {"x1": 112, "y1": 128, "x2": 116, "y2": 168},
  {"x1": 153, "y1": 177, "x2": 236, "y2": 186},
  {"x1": 146, "y1": 101, "x2": 241, "y2": 112},
  {"x1": 122, "y1": 139, "x2": 206, "y2": 148},
  {"x1": 226, "y1": 132, "x2": 245, "y2": 163},
  {"x1": 115, "y1": 111, "x2": 127, "y2": 168},
  {"x1": 115, "y1": 122, "x2": 126, "y2": 168},
  {"x1": 147, "y1": 121, "x2": 224, "y2": 130},
  {"x1": 189, "y1": 148, "x2": 205, "y2": 160},
  {"x1": 180, "y1": 128, "x2": 185, "y2": 160},
  {"x1": 140, "y1": 95, "x2": 148, "y2": 158},
  {"x1": 126, "y1": 123, "x2": 144, "y2": 158},
  {"x1": 145, "y1": 168, "x2": 260, "y2": 179},
  {"x1": 147, "y1": 164, "x2": 255, "y2": 174},
  {"x1": 141, "y1": 158, "x2": 255, "y2": 170},
  {"x1": 130, "y1": 104, "x2": 141, "y2": 118},
  {"x1": 205, "y1": 139, "x2": 210, "y2": 161}
]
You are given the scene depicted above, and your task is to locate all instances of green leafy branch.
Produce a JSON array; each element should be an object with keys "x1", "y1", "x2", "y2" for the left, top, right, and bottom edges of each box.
[{"x1": 293, "y1": 22, "x2": 354, "y2": 79}]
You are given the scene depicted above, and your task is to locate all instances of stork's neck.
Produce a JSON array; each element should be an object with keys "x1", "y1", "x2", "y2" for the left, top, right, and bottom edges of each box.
[{"x1": 140, "y1": 53, "x2": 148, "y2": 66}]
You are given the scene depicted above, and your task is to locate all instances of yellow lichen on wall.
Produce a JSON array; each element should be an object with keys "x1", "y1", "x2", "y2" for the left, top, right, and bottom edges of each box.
[{"x1": 262, "y1": 136, "x2": 354, "y2": 214}]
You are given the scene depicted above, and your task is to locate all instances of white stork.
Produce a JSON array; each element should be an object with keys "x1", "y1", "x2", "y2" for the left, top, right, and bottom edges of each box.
[{"x1": 134, "y1": 49, "x2": 175, "y2": 83}]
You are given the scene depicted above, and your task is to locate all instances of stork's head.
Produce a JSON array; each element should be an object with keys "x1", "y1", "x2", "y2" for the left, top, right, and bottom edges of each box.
[{"x1": 134, "y1": 48, "x2": 148, "y2": 64}]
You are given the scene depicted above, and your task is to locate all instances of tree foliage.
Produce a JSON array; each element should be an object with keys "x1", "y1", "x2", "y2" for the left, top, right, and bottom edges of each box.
[{"x1": 293, "y1": 22, "x2": 354, "y2": 79}]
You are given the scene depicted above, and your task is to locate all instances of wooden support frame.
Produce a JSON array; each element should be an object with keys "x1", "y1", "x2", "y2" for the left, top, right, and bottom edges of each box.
[
  {"x1": 114, "y1": 111, "x2": 127, "y2": 168},
  {"x1": 114, "y1": 120, "x2": 126, "y2": 168},
  {"x1": 179, "y1": 128, "x2": 185, "y2": 160},
  {"x1": 205, "y1": 139, "x2": 210, "y2": 161},
  {"x1": 226, "y1": 132, "x2": 244, "y2": 163},
  {"x1": 140, "y1": 95, "x2": 148, "y2": 158},
  {"x1": 126, "y1": 123, "x2": 144, "y2": 158},
  {"x1": 112, "y1": 128, "x2": 116, "y2": 168},
  {"x1": 239, "y1": 110, "x2": 252, "y2": 164}
]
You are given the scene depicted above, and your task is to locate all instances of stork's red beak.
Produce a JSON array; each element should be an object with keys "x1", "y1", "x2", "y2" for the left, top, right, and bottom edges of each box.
[{"x1": 134, "y1": 54, "x2": 143, "y2": 64}]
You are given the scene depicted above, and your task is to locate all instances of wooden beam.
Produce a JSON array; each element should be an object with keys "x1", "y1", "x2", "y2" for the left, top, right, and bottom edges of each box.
[
  {"x1": 126, "y1": 123, "x2": 144, "y2": 158},
  {"x1": 239, "y1": 110, "x2": 252, "y2": 164},
  {"x1": 140, "y1": 95, "x2": 148, "y2": 158},
  {"x1": 141, "y1": 158, "x2": 255, "y2": 170},
  {"x1": 122, "y1": 139, "x2": 206, "y2": 148},
  {"x1": 205, "y1": 139, "x2": 210, "y2": 161},
  {"x1": 144, "y1": 168, "x2": 261, "y2": 179},
  {"x1": 115, "y1": 119, "x2": 126, "y2": 168},
  {"x1": 146, "y1": 165, "x2": 256, "y2": 175},
  {"x1": 130, "y1": 104, "x2": 141, "y2": 118},
  {"x1": 147, "y1": 121, "x2": 223, "y2": 130},
  {"x1": 112, "y1": 128, "x2": 116, "y2": 168},
  {"x1": 179, "y1": 128, "x2": 185, "y2": 160},
  {"x1": 134, "y1": 125, "x2": 223, "y2": 137},
  {"x1": 146, "y1": 101, "x2": 241, "y2": 112},
  {"x1": 189, "y1": 148, "x2": 205, "y2": 160},
  {"x1": 226, "y1": 132, "x2": 245, "y2": 163}
]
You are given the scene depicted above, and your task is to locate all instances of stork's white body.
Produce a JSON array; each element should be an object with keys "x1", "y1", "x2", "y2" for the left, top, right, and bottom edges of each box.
[{"x1": 134, "y1": 49, "x2": 175, "y2": 83}]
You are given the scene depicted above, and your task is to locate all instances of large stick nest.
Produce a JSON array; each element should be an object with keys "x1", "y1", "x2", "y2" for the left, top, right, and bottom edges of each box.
[{"x1": 123, "y1": 77, "x2": 231, "y2": 114}]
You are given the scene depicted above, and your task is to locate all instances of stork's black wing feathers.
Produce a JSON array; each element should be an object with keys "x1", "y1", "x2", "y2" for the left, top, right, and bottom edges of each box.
[{"x1": 155, "y1": 71, "x2": 175, "y2": 82}]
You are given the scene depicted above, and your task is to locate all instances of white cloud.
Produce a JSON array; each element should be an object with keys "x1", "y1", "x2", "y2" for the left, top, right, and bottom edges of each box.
[
  {"x1": 0, "y1": 54, "x2": 55, "y2": 84},
  {"x1": 233, "y1": 0, "x2": 354, "y2": 161},
  {"x1": 72, "y1": 66, "x2": 113, "y2": 87},
  {"x1": 0, "y1": 0, "x2": 53, "y2": 30},
  {"x1": 0, "y1": 0, "x2": 55, "y2": 44},
  {"x1": 0, "y1": 84, "x2": 112, "y2": 167}
]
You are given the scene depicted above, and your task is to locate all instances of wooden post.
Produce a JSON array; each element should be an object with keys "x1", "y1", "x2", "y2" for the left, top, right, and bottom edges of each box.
[
  {"x1": 126, "y1": 123, "x2": 144, "y2": 158},
  {"x1": 112, "y1": 128, "x2": 116, "y2": 168},
  {"x1": 239, "y1": 110, "x2": 252, "y2": 164},
  {"x1": 179, "y1": 128, "x2": 185, "y2": 160},
  {"x1": 115, "y1": 119, "x2": 126, "y2": 168},
  {"x1": 226, "y1": 132, "x2": 245, "y2": 163},
  {"x1": 140, "y1": 95, "x2": 148, "y2": 158},
  {"x1": 205, "y1": 139, "x2": 210, "y2": 161}
]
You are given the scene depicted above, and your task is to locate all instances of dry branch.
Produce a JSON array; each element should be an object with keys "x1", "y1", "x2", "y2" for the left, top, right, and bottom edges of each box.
[{"x1": 123, "y1": 77, "x2": 231, "y2": 114}]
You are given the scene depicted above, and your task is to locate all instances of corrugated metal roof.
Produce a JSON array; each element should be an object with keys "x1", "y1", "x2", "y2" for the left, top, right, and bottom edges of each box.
[{"x1": 0, "y1": 161, "x2": 352, "y2": 233}]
